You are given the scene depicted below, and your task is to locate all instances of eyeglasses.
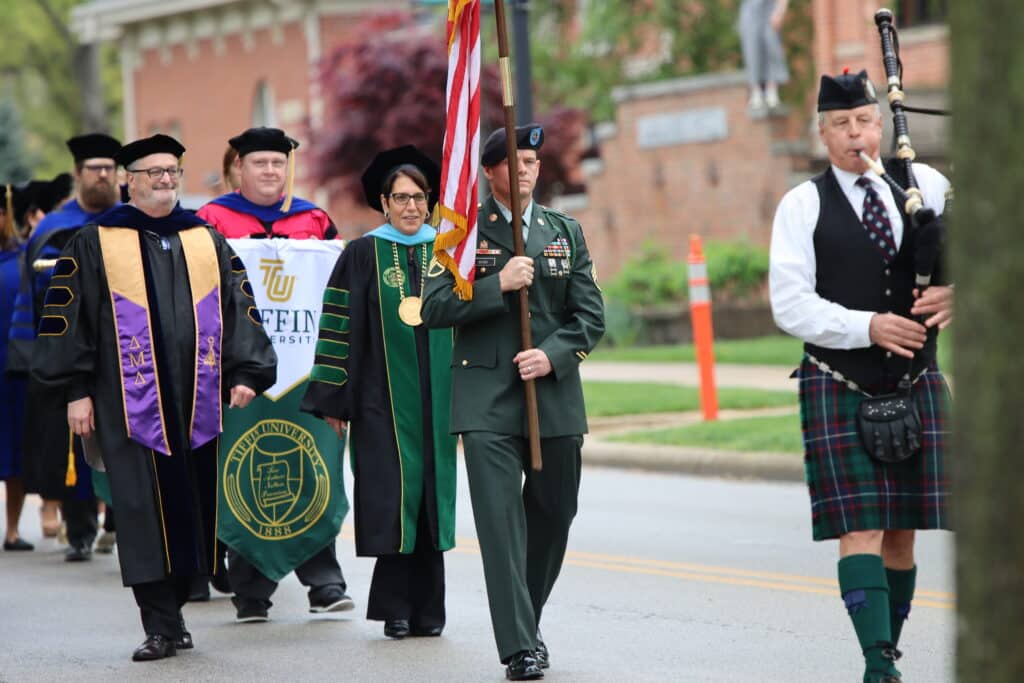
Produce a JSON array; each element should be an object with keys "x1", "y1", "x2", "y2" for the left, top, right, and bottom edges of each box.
[
  {"x1": 82, "y1": 163, "x2": 116, "y2": 175},
  {"x1": 389, "y1": 192, "x2": 428, "y2": 206},
  {"x1": 128, "y1": 166, "x2": 184, "y2": 180}
]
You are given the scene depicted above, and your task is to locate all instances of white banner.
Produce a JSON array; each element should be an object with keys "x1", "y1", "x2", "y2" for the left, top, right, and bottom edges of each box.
[{"x1": 228, "y1": 240, "x2": 344, "y2": 400}]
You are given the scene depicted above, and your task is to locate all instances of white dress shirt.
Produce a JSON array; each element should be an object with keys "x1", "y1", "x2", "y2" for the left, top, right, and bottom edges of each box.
[{"x1": 769, "y1": 161, "x2": 950, "y2": 350}]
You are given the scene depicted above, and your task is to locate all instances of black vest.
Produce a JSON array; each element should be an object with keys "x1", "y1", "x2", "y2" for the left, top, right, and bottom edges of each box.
[{"x1": 805, "y1": 164, "x2": 937, "y2": 392}]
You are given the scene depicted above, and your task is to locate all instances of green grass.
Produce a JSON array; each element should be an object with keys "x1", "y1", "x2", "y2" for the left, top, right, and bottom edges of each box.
[
  {"x1": 591, "y1": 332, "x2": 954, "y2": 372},
  {"x1": 590, "y1": 335, "x2": 803, "y2": 366},
  {"x1": 583, "y1": 381, "x2": 796, "y2": 417},
  {"x1": 610, "y1": 413, "x2": 803, "y2": 454}
]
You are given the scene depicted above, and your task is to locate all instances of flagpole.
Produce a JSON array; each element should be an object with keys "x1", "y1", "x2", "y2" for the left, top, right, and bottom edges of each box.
[{"x1": 493, "y1": 0, "x2": 542, "y2": 471}]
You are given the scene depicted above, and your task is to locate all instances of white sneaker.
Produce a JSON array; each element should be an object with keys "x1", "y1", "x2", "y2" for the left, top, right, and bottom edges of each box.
[
  {"x1": 764, "y1": 87, "x2": 780, "y2": 109},
  {"x1": 95, "y1": 530, "x2": 116, "y2": 554},
  {"x1": 748, "y1": 90, "x2": 767, "y2": 118}
]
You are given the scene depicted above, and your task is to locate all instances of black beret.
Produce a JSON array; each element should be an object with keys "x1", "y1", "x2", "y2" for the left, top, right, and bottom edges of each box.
[
  {"x1": 10, "y1": 182, "x2": 44, "y2": 222},
  {"x1": 481, "y1": 124, "x2": 544, "y2": 167},
  {"x1": 360, "y1": 145, "x2": 441, "y2": 213},
  {"x1": 115, "y1": 134, "x2": 185, "y2": 168},
  {"x1": 817, "y1": 69, "x2": 878, "y2": 112},
  {"x1": 66, "y1": 133, "x2": 122, "y2": 163},
  {"x1": 228, "y1": 127, "x2": 299, "y2": 156}
]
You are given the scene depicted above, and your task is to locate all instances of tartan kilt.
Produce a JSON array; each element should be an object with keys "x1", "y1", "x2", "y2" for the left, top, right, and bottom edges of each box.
[{"x1": 798, "y1": 357, "x2": 952, "y2": 541}]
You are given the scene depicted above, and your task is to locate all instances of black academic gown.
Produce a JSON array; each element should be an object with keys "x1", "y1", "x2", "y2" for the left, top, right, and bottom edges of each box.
[{"x1": 31, "y1": 219, "x2": 276, "y2": 586}]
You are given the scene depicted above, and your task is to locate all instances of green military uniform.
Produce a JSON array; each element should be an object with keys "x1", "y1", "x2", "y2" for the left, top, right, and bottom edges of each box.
[{"x1": 421, "y1": 195, "x2": 605, "y2": 663}]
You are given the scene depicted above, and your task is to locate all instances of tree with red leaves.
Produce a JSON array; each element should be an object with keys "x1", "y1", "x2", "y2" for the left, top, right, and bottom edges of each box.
[{"x1": 311, "y1": 11, "x2": 584, "y2": 206}]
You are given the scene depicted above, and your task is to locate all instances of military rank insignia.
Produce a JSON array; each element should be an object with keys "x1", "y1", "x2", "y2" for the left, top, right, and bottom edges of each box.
[{"x1": 476, "y1": 240, "x2": 501, "y2": 267}]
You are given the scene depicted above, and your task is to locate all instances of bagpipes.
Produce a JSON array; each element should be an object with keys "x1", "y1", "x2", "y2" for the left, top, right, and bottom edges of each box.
[
  {"x1": 865, "y1": 7, "x2": 952, "y2": 289},
  {"x1": 855, "y1": 9, "x2": 954, "y2": 466}
]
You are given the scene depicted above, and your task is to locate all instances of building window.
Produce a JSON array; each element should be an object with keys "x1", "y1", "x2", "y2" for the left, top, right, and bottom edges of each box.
[
  {"x1": 252, "y1": 81, "x2": 276, "y2": 127},
  {"x1": 895, "y1": 0, "x2": 948, "y2": 27}
]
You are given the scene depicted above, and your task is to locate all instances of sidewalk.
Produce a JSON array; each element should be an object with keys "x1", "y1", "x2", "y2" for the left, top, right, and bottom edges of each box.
[
  {"x1": 581, "y1": 361, "x2": 797, "y2": 392},
  {"x1": 579, "y1": 361, "x2": 804, "y2": 482}
]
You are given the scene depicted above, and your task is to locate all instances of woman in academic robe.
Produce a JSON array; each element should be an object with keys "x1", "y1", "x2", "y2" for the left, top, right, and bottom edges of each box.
[{"x1": 301, "y1": 146, "x2": 456, "y2": 639}]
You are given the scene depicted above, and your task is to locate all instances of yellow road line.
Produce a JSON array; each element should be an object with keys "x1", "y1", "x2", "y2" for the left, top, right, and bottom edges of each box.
[{"x1": 341, "y1": 528, "x2": 954, "y2": 610}]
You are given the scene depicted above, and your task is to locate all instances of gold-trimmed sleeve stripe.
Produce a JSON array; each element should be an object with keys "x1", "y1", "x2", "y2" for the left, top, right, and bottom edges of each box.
[
  {"x1": 38, "y1": 315, "x2": 69, "y2": 336},
  {"x1": 319, "y1": 312, "x2": 349, "y2": 334},
  {"x1": 51, "y1": 257, "x2": 78, "y2": 279},
  {"x1": 43, "y1": 286, "x2": 75, "y2": 308},
  {"x1": 323, "y1": 287, "x2": 350, "y2": 308},
  {"x1": 311, "y1": 365, "x2": 348, "y2": 386},
  {"x1": 246, "y1": 306, "x2": 263, "y2": 326},
  {"x1": 230, "y1": 255, "x2": 247, "y2": 273},
  {"x1": 316, "y1": 339, "x2": 349, "y2": 361},
  {"x1": 240, "y1": 279, "x2": 254, "y2": 299}
]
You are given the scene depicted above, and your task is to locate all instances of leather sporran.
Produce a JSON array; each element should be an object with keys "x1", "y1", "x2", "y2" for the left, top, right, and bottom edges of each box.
[{"x1": 856, "y1": 392, "x2": 923, "y2": 464}]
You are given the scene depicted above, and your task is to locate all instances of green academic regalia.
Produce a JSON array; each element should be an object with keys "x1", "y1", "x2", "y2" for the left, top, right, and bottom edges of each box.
[
  {"x1": 421, "y1": 196, "x2": 605, "y2": 662},
  {"x1": 301, "y1": 234, "x2": 457, "y2": 558},
  {"x1": 30, "y1": 218, "x2": 276, "y2": 587}
]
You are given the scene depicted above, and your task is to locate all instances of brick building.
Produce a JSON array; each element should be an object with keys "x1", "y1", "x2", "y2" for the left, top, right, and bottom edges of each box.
[
  {"x1": 72, "y1": 0, "x2": 411, "y2": 232},
  {"x1": 560, "y1": 0, "x2": 949, "y2": 275},
  {"x1": 73, "y1": 0, "x2": 949, "y2": 272}
]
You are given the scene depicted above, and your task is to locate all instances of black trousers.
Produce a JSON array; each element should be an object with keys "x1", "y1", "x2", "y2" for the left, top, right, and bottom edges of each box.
[
  {"x1": 131, "y1": 575, "x2": 192, "y2": 638},
  {"x1": 227, "y1": 540, "x2": 346, "y2": 603},
  {"x1": 366, "y1": 502, "x2": 446, "y2": 628},
  {"x1": 103, "y1": 506, "x2": 115, "y2": 533},
  {"x1": 63, "y1": 495, "x2": 98, "y2": 548}
]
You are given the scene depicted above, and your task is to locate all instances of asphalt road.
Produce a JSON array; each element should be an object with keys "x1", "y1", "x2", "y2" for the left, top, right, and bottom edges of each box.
[{"x1": 0, "y1": 461, "x2": 953, "y2": 682}]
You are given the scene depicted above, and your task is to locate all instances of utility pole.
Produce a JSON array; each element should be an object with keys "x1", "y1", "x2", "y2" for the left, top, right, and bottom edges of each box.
[{"x1": 512, "y1": 0, "x2": 533, "y2": 125}]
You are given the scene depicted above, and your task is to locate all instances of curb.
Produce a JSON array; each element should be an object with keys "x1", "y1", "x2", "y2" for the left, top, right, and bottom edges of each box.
[{"x1": 581, "y1": 439, "x2": 805, "y2": 483}]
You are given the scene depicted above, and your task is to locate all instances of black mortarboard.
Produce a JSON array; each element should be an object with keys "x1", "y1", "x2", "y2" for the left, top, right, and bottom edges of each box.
[
  {"x1": 66, "y1": 133, "x2": 122, "y2": 162},
  {"x1": 228, "y1": 127, "x2": 299, "y2": 156},
  {"x1": 817, "y1": 68, "x2": 878, "y2": 112},
  {"x1": 12, "y1": 181, "x2": 46, "y2": 222},
  {"x1": 481, "y1": 124, "x2": 544, "y2": 167},
  {"x1": 115, "y1": 134, "x2": 186, "y2": 168},
  {"x1": 36, "y1": 173, "x2": 73, "y2": 214},
  {"x1": 360, "y1": 145, "x2": 441, "y2": 213}
]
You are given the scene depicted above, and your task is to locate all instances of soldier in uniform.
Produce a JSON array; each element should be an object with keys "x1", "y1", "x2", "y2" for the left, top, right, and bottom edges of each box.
[
  {"x1": 421, "y1": 124, "x2": 605, "y2": 681},
  {"x1": 769, "y1": 71, "x2": 953, "y2": 683}
]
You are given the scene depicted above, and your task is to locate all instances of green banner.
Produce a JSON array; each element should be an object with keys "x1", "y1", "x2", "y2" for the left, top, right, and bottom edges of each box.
[{"x1": 217, "y1": 380, "x2": 348, "y2": 582}]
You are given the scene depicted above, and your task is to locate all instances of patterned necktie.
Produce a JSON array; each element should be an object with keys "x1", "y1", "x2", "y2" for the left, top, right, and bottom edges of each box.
[{"x1": 855, "y1": 176, "x2": 897, "y2": 263}]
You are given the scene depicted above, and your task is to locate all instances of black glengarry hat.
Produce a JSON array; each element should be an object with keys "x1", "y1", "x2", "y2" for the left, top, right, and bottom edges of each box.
[
  {"x1": 817, "y1": 68, "x2": 878, "y2": 112},
  {"x1": 66, "y1": 133, "x2": 122, "y2": 163},
  {"x1": 360, "y1": 145, "x2": 441, "y2": 213},
  {"x1": 481, "y1": 124, "x2": 544, "y2": 167},
  {"x1": 228, "y1": 127, "x2": 299, "y2": 156},
  {"x1": 115, "y1": 134, "x2": 186, "y2": 168}
]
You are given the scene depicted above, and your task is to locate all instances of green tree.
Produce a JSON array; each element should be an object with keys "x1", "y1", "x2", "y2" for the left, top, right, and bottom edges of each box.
[
  {"x1": 0, "y1": 97, "x2": 35, "y2": 182},
  {"x1": 951, "y1": 2, "x2": 1024, "y2": 679},
  {"x1": 522, "y1": 0, "x2": 814, "y2": 122},
  {"x1": 0, "y1": 0, "x2": 121, "y2": 176}
]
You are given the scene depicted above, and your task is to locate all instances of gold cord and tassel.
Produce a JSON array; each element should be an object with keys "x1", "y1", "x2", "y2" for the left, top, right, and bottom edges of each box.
[
  {"x1": 1, "y1": 184, "x2": 14, "y2": 246},
  {"x1": 64, "y1": 430, "x2": 77, "y2": 487},
  {"x1": 281, "y1": 144, "x2": 297, "y2": 213}
]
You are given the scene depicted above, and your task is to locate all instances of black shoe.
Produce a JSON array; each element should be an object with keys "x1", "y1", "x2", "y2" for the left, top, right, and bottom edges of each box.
[
  {"x1": 132, "y1": 634, "x2": 177, "y2": 662},
  {"x1": 308, "y1": 586, "x2": 355, "y2": 613},
  {"x1": 410, "y1": 624, "x2": 443, "y2": 637},
  {"x1": 234, "y1": 599, "x2": 270, "y2": 623},
  {"x1": 3, "y1": 537, "x2": 34, "y2": 551},
  {"x1": 534, "y1": 630, "x2": 550, "y2": 669},
  {"x1": 65, "y1": 544, "x2": 92, "y2": 562},
  {"x1": 176, "y1": 613, "x2": 193, "y2": 650},
  {"x1": 384, "y1": 619, "x2": 410, "y2": 639},
  {"x1": 505, "y1": 651, "x2": 544, "y2": 680}
]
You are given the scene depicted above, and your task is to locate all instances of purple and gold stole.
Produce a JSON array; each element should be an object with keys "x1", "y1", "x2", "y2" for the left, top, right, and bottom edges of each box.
[{"x1": 98, "y1": 227, "x2": 223, "y2": 455}]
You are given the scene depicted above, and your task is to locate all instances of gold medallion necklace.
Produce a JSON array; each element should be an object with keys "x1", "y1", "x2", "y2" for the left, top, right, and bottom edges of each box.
[{"x1": 391, "y1": 241, "x2": 428, "y2": 327}]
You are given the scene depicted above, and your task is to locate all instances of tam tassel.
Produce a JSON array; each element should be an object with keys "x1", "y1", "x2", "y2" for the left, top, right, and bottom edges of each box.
[
  {"x1": 65, "y1": 431, "x2": 77, "y2": 487},
  {"x1": 281, "y1": 145, "x2": 297, "y2": 213}
]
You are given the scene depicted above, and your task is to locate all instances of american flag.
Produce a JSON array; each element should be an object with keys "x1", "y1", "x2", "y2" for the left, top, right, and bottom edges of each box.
[{"x1": 434, "y1": 0, "x2": 481, "y2": 301}]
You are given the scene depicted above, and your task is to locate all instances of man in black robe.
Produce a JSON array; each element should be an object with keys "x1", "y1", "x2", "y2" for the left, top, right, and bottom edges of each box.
[{"x1": 31, "y1": 134, "x2": 277, "y2": 662}]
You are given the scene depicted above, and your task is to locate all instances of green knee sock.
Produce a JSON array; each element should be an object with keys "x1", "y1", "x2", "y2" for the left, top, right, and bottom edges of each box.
[
  {"x1": 837, "y1": 554, "x2": 899, "y2": 682},
  {"x1": 886, "y1": 565, "x2": 917, "y2": 647}
]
